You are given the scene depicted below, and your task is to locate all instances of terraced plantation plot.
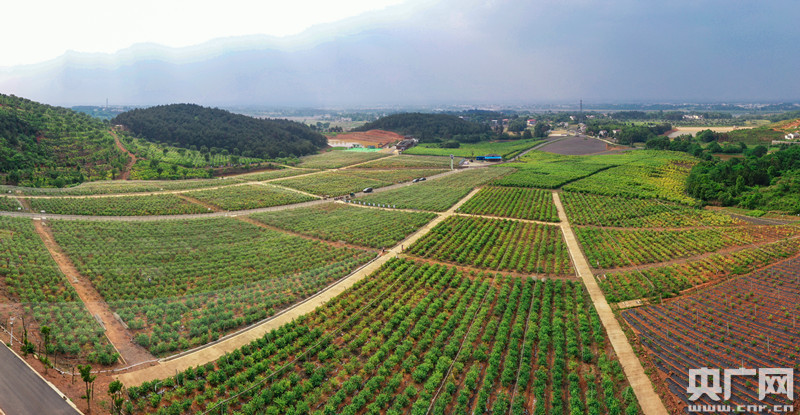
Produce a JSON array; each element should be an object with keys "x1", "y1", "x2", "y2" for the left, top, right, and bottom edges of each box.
[
  {"x1": 296, "y1": 150, "x2": 389, "y2": 169},
  {"x1": 0, "y1": 217, "x2": 114, "y2": 363},
  {"x1": 564, "y1": 159, "x2": 698, "y2": 205},
  {"x1": 123, "y1": 259, "x2": 640, "y2": 415},
  {"x1": 494, "y1": 151, "x2": 614, "y2": 189},
  {"x1": 274, "y1": 172, "x2": 391, "y2": 197},
  {"x1": 457, "y1": 186, "x2": 559, "y2": 222},
  {"x1": 1, "y1": 177, "x2": 249, "y2": 196},
  {"x1": 359, "y1": 166, "x2": 514, "y2": 211},
  {"x1": 622, "y1": 256, "x2": 800, "y2": 412},
  {"x1": 344, "y1": 168, "x2": 448, "y2": 184},
  {"x1": 576, "y1": 225, "x2": 800, "y2": 268},
  {"x1": 28, "y1": 194, "x2": 209, "y2": 216},
  {"x1": 49, "y1": 218, "x2": 374, "y2": 355},
  {"x1": 404, "y1": 138, "x2": 543, "y2": 159},
  {"x1": 250, "y1": 203, "x2": 436, "y2": 248},
  {"x1": 0, "y1": 196, "x2": 22, "y2": 211},
  {"x1": 234, "y1": 168, "x2": 316, "y2": 181},
  {"x1": 562, "y1": 192, "x2": 741, "y2": 227},
  {"x1": 598, "y1": 238, "x2": 800, "y2": 303},
  {"x1": 358, "y1": 155, "x2": 458, "y2": 169},
  {"x1": 408, "y1": 215, "x2": 571, "y2": 275},
  {"x1": 186, "y1": 183, "x2": 315, "y2": 211}
]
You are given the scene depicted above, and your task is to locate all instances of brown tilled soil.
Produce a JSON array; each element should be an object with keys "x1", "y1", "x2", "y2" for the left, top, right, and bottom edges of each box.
[
  {"x1": 326, "y1": 129, "x2": 405, "y2": 147},
  {"x1": 537, "y1": 136, "x2": 624, "y2": 155}
]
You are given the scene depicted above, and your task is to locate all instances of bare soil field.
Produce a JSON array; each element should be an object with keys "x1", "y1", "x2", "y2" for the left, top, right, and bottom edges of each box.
[
  {"x1": 538, "y1": 136, "x2": 627, "y2": 155},
  {"x1": 666, "y1": 126, "x2": 752, "y2": 138},
  {"x1": 326, "y1": 129, "x2": 405, "y2": 148}
]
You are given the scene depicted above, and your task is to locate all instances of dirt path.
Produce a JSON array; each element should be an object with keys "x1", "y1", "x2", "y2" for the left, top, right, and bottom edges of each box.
[
  {"x1": 551, "y1": 191, "x2": 668, "y2": 415},
  {"x1": 17, "y1": 197, "x2": 31, "y2": 212},
  {"x1": 110, "y1": 130, "x2": 136, "y2": 180},
  {"x1": 32, "y1": 220, "x2": 155, "y2": 366},
  {"x1": 176, "y1": 194, "x2": 222, "y2": 212},
  {"x1": 116, "y1": 186, "x2": 482, "y2": 386}
]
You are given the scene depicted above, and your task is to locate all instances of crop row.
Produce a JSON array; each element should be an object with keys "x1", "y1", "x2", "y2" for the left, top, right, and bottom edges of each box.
[
  {"x1": 403, "y1": 138, "x2": 543, "y2": 159},
  {"x1": 358, "y1": 155, "x2": 458, "y2": 169},
  {"x1": 575, "y1": 225, "x2": 800, "y2": 268},
  {"x1": 622, "y1": 256, "x2": 800, "y2": 410},
  {"x1": 598, "y1": 237, "x2": 800, "y2": 303},
  {"x1": 275, "y1": 172, "x2": 391, "y2": 197},
  {"x1": 123, "y1": 258, "x2": 639, "y2": 415},
  {"x1": 28, "y1": 194, "x2": 209, "y2": 216},
  {"x1": 250, "y1": 203, "x2": 436, "y2": 249},
  {"x1": 562, "y1": 191, "x2": 740, "y2": 227},
  {"x1": 0, "y1": 217, "x2": 114, "y2": 363},
  {"x1": 494, "y1": 158, "x2": 613, "y2": 189},
  {"x1": 344, "y1": 168, "x2": 448, "y2": 184},
  {"x1": 457, "y1": 186, "x2": 559, "y2": 222},
  {"x1": 359, "y1": 166, "x2": 514, "y2": 212},
  {"x1": 186, "y1": 184, "x2": 315, "y2": 211},
  {"x1": 49, "y1": 218, "x2": 374, "y2": 354},
  {"x1": 408, "y1": 215, "x2": 572, "y2": 275},
  {"x1": 297, "y1": 150, "x2": 389, "y2": 169},
  {"x1": 0, "y1": 196, "x2": 22, "y2": 211},
  {"x1": 563, "y1": 161, "x2": 698, "y2": 205}
]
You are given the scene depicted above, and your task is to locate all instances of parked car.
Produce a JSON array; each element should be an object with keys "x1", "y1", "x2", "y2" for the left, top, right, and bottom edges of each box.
[{"x1": 363, "y1": 187, "x2": 373, "y2": 193}]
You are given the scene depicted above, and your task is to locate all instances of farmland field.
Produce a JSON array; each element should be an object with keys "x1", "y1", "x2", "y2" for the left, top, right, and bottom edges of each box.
[
  {"x1": 494, "y1": 152, "x2": 614, "y2": 189},
  {"x1": 575, "y1": 225, "x2": 800, "y2": 268},
  {"x1": 296, "y1": 150, "x2": 389, "y2": 169},
  {"x1": 343, "y1": 168, "x2": 448, "y2": 184},
  {"x1": 359, "y1": 166, "x2": 514, "y2": 211},
  {"x1": 0, "y1": 217, "x2": 114, "y2": 363},
  {"x1": 357, "y1": 155, "x2": 459, "y2": 169},
  {"x1": 0, "y1": 196, "x2": 22, "y2": 211},
  {"x1": 123, "y1": 258, "x2": 641, "y2": 415},
  {"x1": 622, "y1": 255, "x2": 800, "y2": 412},
  {"x1": 457, "y1": 186, "x2": 559, "y2": 222},
  {"x1": 186, "y1": 183, "x2": 316, "y2": 211},
  {"x1": 250, "y1": 203, "x2": 436, "y2": 248},
  {"x1": 274, "y1": 172, "x2": 391, "y2": 197},
  {"x1": 27, "y1": 194, "x2": 210, "y2": 216},
  {"x1": 403, "y1": 138, "x2": 544, "y2": 159},
  {"x1": 408, "y1": 215, "x2": 572, "y2": 275},
  {"x1": 598, "y1": 237, "x2": 800, "y2": 302},
  {"x1": 561, "y1": 192, "x2": 741, "y2": 227},
  {"x1": 49, "y1": 218, "x2": 375, "y2": 354}
]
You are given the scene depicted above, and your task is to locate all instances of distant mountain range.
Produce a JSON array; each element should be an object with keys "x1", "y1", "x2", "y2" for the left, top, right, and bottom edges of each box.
[{"x1": 2, "y1": 0, "x2": 799, "y2": 106}]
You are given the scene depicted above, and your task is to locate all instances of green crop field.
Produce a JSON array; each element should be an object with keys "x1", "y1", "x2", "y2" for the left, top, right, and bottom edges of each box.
[
  {"x1": 274, "y1": 172, "x2": 392, "y2": 197},
  {"x1": 27, "y1": 194, "x2": 209, "y2": 216},
  {"x1": 296, "y1": 150, "x2": 390, "y2": 169},
  {"x1": 457, "y1": 186, "x2": 559, "y2": 222},
  {"x1": 186, "y1": 184, "x2": 316, "y2": 211},
  {"x1": 357, "y1": 155, "x2": 459, "y2": 169},
  {"x1": 49, "y1": 218, "x2": 375, "y2": 355},
  {"x1": 0, "y1": 217, "x2": 115, "y2": 363},
  {"x1": 408, "y1": 216, "x2": 572, "y2": 275},
  {"x1": 359, "y1": 166, "x2": 514, "y2": 211},
  {"x1": 250, "y1": 203, "x2": 436, "y2": 248},
  {"x1": 124, "y1": 258, "x2": 640, "y2": 415}
]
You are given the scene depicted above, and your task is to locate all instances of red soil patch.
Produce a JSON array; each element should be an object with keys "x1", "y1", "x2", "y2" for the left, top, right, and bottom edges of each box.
[{"x1": 326, "y1": 130, "x2": 405, "y2": 148}]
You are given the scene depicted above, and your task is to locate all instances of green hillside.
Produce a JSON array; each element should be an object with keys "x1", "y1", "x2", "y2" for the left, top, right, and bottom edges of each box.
[
  {"x1": 112, "y1": 104, "x2": 327, "y2": 159},
  {"x1": 0, "y1": 94, "x2": 127, "y2": 187}
]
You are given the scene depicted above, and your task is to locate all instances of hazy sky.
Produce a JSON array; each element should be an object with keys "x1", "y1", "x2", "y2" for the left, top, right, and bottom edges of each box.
[
  {"x1": 2, "y1": 0, "x2": 799, "y2": 105},
  {"x1": 2, "y1": 0, "x2": 408, "y2": 66}
]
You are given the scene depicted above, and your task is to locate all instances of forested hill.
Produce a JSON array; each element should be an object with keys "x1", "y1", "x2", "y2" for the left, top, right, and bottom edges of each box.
[
  {"x1": 354, "y1": 113, "x2": 491, "y2": 143},
  {"x1": 0, "y1": 94, "x2": 127, "y2": 187},
  {"x1": 113, "y1": 104, "x2": 327, "y2": 159}
]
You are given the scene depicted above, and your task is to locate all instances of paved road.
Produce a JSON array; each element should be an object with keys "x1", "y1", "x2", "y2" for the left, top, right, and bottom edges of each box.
[
  {"x1": 0, "y1": 344, "x2": 79, "y2": 415},
  {"x1": 551, "y1": 191, "x2": 668, "y2": 415}
]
